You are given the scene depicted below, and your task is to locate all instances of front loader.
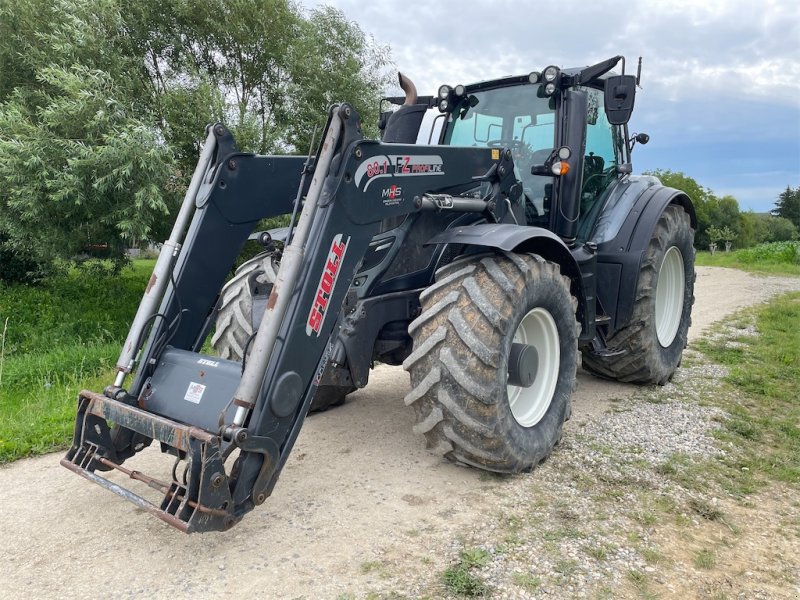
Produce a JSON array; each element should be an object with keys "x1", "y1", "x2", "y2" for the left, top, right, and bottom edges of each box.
[{"x1": 63, "y1": 56, "x2": 696, "y2": 532}]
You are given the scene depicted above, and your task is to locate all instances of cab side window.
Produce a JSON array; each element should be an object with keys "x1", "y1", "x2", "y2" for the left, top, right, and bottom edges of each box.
[{"x1": 578, "y1": 87, "x2": 623, "y2": 237}]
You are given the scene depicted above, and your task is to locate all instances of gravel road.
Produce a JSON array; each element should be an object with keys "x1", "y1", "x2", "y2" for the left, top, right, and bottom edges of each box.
[{"x1": 2, "y1": 266, "x2": 799, "y2": 599}]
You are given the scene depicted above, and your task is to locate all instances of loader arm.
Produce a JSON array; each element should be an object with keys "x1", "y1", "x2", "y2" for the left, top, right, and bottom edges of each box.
[{"x1": 62, "y1": 104, "x2": 520, "y2": 532}]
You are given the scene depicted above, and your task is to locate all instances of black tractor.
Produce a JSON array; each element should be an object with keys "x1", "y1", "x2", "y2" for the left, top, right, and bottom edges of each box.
[{"x1": 63, "y1": 56, "x2": 695, "y2": 531}]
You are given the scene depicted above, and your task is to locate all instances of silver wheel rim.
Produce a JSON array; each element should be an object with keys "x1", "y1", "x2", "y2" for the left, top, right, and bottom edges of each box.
[
  {"x1": 507, "y1": 307, "x2": 560, "y2": 427},
  {"x1": 655, "y1": 246, "x2": 685, "y2": 347}
]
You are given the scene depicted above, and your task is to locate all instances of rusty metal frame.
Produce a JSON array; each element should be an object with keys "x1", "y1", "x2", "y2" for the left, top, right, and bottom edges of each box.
[{"x1": 61, "y1": 390, "x2": 236, "y2": 533}]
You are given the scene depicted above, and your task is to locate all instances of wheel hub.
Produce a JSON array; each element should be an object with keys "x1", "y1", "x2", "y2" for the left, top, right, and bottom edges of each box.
[
  {"x1": 655, "y1": 246, "x2": 685, "y2": 347},
  {"x1": 507, "y1": 307, "x2": 560, "y2": 427},
  {"x1": 507, "y1": 343, "x2": 538, "y2": 388}
]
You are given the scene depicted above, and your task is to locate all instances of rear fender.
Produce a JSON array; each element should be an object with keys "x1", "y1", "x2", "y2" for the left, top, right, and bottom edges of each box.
[{"x1": 594, "y1": 182, "x2": 695, "y2": 330}]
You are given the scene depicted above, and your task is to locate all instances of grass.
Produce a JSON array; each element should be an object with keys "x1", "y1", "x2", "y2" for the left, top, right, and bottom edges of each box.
[
  {"x1": 0, "y1": 260, "x2": 152, "y2": 462},
  {"x1": 442, "y1": 548, "x2": 490, "y2": 597},
  {"x1": 512, "y1": 572, "x2": 541, "y2": 592},
  {"x1": 652, "y1": 293, "x2": 800, "y2": 501},
  {"x1": 693, "y1": 548, "x2": 716, "y2": 569},
  {"x1": 585, "y1": 543, "x2": 609, "y2": 561},
  {"x1": 695, "y1": 242, "x2": 800, "y2": 276},
  {"x1": 554, "y1": 559, "x2": 578, "y2": 578},
  {"x1": 641, "y1": 547, "x2": 666, "y2": 565},
  {"x1": 695, "y1": 292, "x2": 800, "y2": 489}
]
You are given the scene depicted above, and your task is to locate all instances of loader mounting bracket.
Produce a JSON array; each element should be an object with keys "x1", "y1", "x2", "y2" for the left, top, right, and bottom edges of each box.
[{"x1": 61, "y1": 390, "x2": 239, "y2": 532}]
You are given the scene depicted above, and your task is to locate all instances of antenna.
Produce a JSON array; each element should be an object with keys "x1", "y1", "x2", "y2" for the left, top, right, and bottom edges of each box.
[{"x1": 636, "y1": 57, "x2": 643, "y2": 87}]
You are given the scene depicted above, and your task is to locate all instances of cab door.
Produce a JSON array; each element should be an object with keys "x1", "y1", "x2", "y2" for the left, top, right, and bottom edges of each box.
[{"x1": 576, "y1": 86, "x2": 628, "y2": 241}]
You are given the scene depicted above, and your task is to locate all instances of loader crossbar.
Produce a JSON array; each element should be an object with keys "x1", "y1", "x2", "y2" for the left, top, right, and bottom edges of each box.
[{"x1": 61, "y1": 390, "x2": 236, "y2": 532}]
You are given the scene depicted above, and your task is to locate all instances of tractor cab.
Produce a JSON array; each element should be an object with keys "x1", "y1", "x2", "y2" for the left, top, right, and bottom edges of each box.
[{"x1": 408, "y1": 56, "x2": 641, "y2": 246}]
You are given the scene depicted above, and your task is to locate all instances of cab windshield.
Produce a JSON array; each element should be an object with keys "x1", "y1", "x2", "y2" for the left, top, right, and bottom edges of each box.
[{"x1": 441, "y1": 84, "x2": 555, "y2": 226}]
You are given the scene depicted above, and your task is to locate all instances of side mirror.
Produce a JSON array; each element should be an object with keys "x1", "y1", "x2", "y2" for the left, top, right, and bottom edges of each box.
[{"x1": 604, "y1": 75, "x2": 636, "y2": 125}]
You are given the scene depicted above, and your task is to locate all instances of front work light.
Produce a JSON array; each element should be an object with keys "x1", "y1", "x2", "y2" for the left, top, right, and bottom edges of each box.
[
  {"x1": 543, "y1": 66, "x2": 560, "y2": 82},
  {"x1": 438, "y1": 85, "x2": 452, "y2": 100},
  {"x1": 544, "y1": 82, "x2": 557, "y2": 96}
]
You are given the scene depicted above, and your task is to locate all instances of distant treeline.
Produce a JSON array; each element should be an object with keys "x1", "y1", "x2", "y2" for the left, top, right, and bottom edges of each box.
[{"x1": 646, "y1": 172, "x2": 799, "y2": 250}]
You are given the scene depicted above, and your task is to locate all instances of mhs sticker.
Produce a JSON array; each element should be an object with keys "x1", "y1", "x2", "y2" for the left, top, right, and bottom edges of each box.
[
  {"x1": 381, "y1": 184, "x2": 403, "y2": 206},
  {"x1": 306, "y1": 234, "x2": 349, "y2": 336},
  {"x1": 353, "y1": 154, "x2": 444, "y2": 191}
]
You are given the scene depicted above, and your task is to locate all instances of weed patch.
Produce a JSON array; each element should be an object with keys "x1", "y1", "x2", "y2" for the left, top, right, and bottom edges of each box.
[
  {"x1": 696, "y1": 244, "x2": 800, "y2": 276},
  {"x1": 442, "y1": 548, "x2": 490, "y2": 597},
  {"x1": 693, "y1": 548, "x2": 716, "y2": 569}
]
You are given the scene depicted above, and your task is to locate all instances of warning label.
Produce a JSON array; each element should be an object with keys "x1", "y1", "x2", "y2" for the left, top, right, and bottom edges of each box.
[{"x1": 184, "y1": 381, "x2": 205, "y2": 404}]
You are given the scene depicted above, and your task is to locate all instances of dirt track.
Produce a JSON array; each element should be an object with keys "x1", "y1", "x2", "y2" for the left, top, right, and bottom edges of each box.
[{"x1": 2, "y1": 266, "x2": 799, "y2": 599}]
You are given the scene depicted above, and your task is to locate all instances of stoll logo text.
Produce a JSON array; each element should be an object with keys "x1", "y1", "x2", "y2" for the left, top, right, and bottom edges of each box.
[{"x1": 306, "y1": 234, "x2": 349, "y2": 336}]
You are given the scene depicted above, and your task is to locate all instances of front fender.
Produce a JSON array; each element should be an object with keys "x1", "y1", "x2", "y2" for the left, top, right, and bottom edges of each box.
[{"x1": 427, "y1": 223, "x2": 591, "y2": 340}]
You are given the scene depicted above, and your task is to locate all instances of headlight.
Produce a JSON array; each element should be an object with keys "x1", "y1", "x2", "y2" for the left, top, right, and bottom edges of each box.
[
  {"x1": 544, "y1": 82, "x2": 557, "y2": 96},
  {"x1": 438, "y1": 85, "x2": 452, "y2": 100},
  {"x1": 438, "y1": 99, "x2": 450, "y2": 112},
  {"x1": 543, "y1": 66, "x2": 560, "y2": 82}
]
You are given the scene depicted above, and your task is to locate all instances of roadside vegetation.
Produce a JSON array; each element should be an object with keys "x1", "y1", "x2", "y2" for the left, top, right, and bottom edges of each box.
[
  {"x1": 696, "y1": 241, "x2": 800, "y2": 276},
  {"x1": 695, "y1": 292, "x2": 800, "y2": 490},
  {"x1": 0, "y1": 261, "x2": 151, "y2": 462},
  {"x1": 428, "y1": 292, "x2": 800, "y2": 598}
]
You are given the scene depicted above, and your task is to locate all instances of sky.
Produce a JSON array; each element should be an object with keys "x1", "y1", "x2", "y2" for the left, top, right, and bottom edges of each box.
[{"x1": 305, "y1": 0, "x2": 799, "y2": 213}]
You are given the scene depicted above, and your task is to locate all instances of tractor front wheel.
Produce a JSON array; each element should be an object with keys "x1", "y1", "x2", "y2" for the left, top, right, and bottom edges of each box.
[{"x1": 403, "y1": 252, "x2": 579, "y2": 473}]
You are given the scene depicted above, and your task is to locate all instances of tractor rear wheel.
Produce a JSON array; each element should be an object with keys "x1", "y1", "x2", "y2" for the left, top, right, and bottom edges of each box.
[
  {"x1": 403, "y1": 252, "x2": 579, "y2": 473},
  {"x1": 211, "y1": 251, "x2": 352, "y2": 412},
  {"x1": 211, "y1": 251, "x2": 278, "y2": 361},
  {"x1": 582, "y1": 204, "x2": 695, "y2": 384}
]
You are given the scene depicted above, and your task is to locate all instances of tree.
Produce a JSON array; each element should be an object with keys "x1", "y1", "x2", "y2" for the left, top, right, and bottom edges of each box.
[
  {"x1": 738, "y1": 211, "x2": 762, "y2": 248},
  {"x1": 772, "y1": 185, "x2": 800, "y2": 230},
  {"x1": 759, "y1": 214, "x2": 799, "y2": 243},
  {"x1": 285, "y1": 6, "x2": 391, "y2": 150},
  {"x1": 709, "y1": 195, "x2": 742, "y2": 247},
  {"x1": 0, "y1": 0, "x2": 392, "y2": 284},
  {"x1": 707, "y1": 225, "x2": 736, "y2": 251},
  {"x1": 646, "y1": 170, "x2": 718, "y2": 249},
  {"x1": 645, "y1": 170, "x2": 752, "y2": 249},
  {"x1": 0, "y1": 0, "x2": 178, "y2": 281}
]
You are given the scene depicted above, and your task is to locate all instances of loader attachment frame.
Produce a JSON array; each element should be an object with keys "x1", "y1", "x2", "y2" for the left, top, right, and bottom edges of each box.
[
  {"x1": 62, "y1": 390, "x2": 232, "y2": 532},
  {"x1": 62, "y1": 104, "x2": 521, "y2": 532}
]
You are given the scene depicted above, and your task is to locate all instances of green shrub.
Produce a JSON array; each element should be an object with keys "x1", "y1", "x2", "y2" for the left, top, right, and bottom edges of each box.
[{"x1": 735, "y1": 241, "x2": 799, "y2": 264}]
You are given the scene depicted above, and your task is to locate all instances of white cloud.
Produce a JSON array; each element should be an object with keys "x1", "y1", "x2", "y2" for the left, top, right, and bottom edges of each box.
[
  {"x1": 303, "y1": 0, "x2": 800, "y2": 210},
  {"x1": 307, "y1": 0, "x2": 800, "y2": 100}
]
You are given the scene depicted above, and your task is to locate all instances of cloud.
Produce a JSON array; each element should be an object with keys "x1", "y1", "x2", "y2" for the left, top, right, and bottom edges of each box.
[{"x1": 304, "y1": 0, "x2": 800, "y2": 211}]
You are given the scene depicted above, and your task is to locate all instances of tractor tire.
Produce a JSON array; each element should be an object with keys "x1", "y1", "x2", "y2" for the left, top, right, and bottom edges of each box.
[
  {"x1": 211, "y1": 251, "x2": 278, "y2": 362},
  {"x1": 211, "y1": 251, "x2": 351, "y2": 412},
  {"x1": 582, "y1": 204, "x2": 695, "y2": 385},
  {"x1": 403, "y1": 252, "x2": 579, "y2": 473}
]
